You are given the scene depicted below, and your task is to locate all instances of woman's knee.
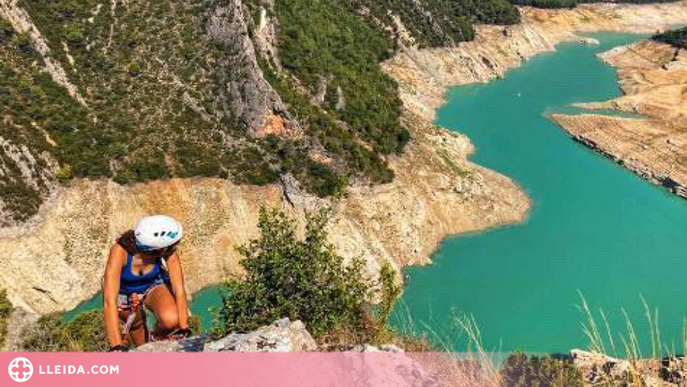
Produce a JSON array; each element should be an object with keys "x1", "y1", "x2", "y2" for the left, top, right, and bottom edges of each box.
[{"x1": 157, "y1": 310, "x2": 179, "y2": 331}]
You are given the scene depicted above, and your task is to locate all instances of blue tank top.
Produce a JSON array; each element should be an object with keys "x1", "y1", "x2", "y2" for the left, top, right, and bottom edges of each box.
[{"x1": 119, "y1": 253, "x2": 169, "y2": 295}]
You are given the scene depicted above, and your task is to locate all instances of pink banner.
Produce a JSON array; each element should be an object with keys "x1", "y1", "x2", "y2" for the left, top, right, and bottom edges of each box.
[{"x1": 1, "y1": 352, "x2": 493, "y2": 387}]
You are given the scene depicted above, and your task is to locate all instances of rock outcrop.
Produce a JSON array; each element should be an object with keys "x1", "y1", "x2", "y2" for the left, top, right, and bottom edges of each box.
[
  {"x1": 135, "y1": 318, "x2": 317, "y2": 353},
  {"x1": 552, "y1": 38, "x2": 687, "y2": 199},
  {"x1": 207, "y1": 0, "x2": 299, "y2": 137},
  {"x1": 134, "y1": 319, "x2": 461, "y2": 387},
  {"x1": 572, "y1": 349, "x2": 687, "y2": 387}
]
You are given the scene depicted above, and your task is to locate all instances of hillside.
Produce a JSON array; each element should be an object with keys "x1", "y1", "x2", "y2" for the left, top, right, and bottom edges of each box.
[
  {"x1": 0, "y1": 0, "x2": 535, "y2": 227},
  {"x1": 0, "y1": 0, "x2": 534, "y2": 316},
  {"x1": 3, "y1": 0, "x2": 676, "y2": 227}
]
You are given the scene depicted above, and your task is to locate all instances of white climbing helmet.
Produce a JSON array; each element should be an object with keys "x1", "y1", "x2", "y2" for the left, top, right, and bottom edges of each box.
[{"x1": 134, "y1": 215, "x2": 183, "y2": 252}]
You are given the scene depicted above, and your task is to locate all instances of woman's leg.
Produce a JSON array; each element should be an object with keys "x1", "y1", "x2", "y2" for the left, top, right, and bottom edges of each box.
[
  {"x1": 144, "y1": 285, "x2": 179, "y2": 337},
  {"x1": 118, "y1": 309, "x2": 147, "y2": 347}
]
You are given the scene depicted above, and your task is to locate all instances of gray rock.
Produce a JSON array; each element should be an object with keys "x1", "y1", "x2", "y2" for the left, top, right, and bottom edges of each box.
[
  {"x1": 206, "y1": 0, "x2": 299, "y2": 137},
  {"x1": 204, "y1": 318, "x2": 316, "y2": 352},
  {"x1": 572, "y1": 349, "x2": 632, "y2": 384},
  {"x1": 135, "y1": 319, "x2": 316, "y2": 353}
]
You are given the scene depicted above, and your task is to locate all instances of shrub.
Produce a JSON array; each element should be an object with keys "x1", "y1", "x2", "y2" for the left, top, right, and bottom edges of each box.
[
  {"x1": 653, "y1": 27, "x2": 687, "y2": 49},
  {"x1": 500, "y1": 353, "x2": 584, "y2": 387},
  {"x1": 21, "y1": 310, "x2": 108, "y2": 352},
  {"x1": 0, "y1": 290, "x2": 12, "y2": 347},
  {"x1": 375, "y1": 263, "x2": 402, "y2": 329},
  {"x1": 217, "y1": 208, "x2": 373, "y2": 339}
]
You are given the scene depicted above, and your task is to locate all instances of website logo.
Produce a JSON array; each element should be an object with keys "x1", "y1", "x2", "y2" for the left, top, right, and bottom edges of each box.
[{"x1": 8, "y1": 357, "x2": 33, "y2": 383}]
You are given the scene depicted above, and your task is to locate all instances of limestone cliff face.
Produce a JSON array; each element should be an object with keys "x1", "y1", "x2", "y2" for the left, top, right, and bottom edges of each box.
[{"x1": 552, "y1": 38, "x2": 687, "y2": 199}]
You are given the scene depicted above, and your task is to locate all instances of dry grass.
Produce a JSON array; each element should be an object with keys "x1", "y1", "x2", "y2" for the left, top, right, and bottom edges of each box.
[{"x1": 579, "y1": 293, "x2": 687, "y2": 385}]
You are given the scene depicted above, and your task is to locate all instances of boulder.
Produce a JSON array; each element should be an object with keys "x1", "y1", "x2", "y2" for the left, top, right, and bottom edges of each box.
[
  {"x1": 204, "y1": 318, "x2": 317, "y2": 352},
  {"x1": 572, "y1": 349, "x2": 687, "y2": 386},
  {"x1": 571, "y1": 349, "x2": 632, "y2": 384},
  {"x1": 135, "y1": 318, "x2": 316, "y2": 353}
]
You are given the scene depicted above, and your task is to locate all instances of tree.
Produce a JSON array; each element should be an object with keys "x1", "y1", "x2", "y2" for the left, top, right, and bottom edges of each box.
[{"x1": 218, "y1": 208, "x2": 373, "y2": 340}]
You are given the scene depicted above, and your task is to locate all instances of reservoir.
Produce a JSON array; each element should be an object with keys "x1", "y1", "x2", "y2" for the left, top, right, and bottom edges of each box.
[{"x1": 397, "y1": 33, "x2": 687, "y2": 354}]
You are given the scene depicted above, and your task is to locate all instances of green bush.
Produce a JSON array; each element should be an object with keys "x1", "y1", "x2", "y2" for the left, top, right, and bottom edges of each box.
[
  {"x1": 0, "y1": 290, "x2": 12, "y2": 348},
  {"x1": 348, "y1": 0, "x2": 520, "y2": 48},
  {"x1": 217, "y1": 208, "x2": 373, "y2": 339},
  {"x1": 500, "y1": 353, "x2": 584, "y2": 387},
  {"x1": 653, "y1": 27, "x2": 687, "y2": 49},
  {"x1": 508, "y1": 0, "x2": 577, "y2": 8},
  {"x1": 21, "y1": 310, "x2": 108, "y2": 352}
]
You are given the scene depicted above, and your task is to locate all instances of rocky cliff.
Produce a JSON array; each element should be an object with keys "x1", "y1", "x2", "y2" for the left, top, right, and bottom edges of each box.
[{"x1": 552, "y1": 38, "x2": 687, "y2": 199}]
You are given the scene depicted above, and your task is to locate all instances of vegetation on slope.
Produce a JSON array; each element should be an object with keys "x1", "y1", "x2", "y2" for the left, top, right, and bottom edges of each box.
[
  {"x1": 0, "y1": 290, "x2": 12, "y2": 348},
  {"x1": 500, "y1": 353, "x2": 584, "y2": 387},
  {"x1": 509, "y1": 0, "x2": 680, "y2": 8},
  {"x1": 0, "y1": 0, "x2": 527, "y2": 224},
  {"x1": 3, "y1": 0, "x2": 682, "y2": 225},
  {"x1": 1, "y1": 0, "x2": 371, "y2": 219},
  {"x1": 347, "y1": 0, "x2": 520, "y2": 48},
  {"x1": 653, "y1": 26, "x2": 687, "y2": 49},
  {"x1": 275, "y1": 0, "x2": 407, "y2": 156},
  {"x1": 509, "y1": 0, "x2": 578, "y2": 8},
  {"x1": 21, "y1": 310, "x2": 108, "y2": 352}
]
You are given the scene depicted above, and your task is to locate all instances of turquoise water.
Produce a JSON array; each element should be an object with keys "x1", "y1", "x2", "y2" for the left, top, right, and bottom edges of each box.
[{"x1": 396, "y1": 33, "x2": 687, "y2": 354}]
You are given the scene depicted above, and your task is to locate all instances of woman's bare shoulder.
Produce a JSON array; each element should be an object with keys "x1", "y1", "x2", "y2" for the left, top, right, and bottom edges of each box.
[{"x1": 107, "y1": 243, "x2": 128, "y2": 265}]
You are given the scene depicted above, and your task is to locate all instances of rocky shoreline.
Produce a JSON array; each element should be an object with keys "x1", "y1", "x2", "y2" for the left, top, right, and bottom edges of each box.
[{"x1": 552, "y1": 38, "x2": 687, "y2": 200}]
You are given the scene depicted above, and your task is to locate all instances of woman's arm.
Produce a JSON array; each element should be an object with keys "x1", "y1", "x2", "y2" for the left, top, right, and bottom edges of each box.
[
  {"x1": 166, "y1": 252, "x2": 189, "y2": 329},
  {"x1": 103, "y1": 244, "x2": 125, "y2": 347}
]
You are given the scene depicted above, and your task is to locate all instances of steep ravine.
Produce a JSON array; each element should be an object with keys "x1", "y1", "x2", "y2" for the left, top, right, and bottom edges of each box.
[{"x1": 4, "y1": 1, "x2": 687, "y2": 328}]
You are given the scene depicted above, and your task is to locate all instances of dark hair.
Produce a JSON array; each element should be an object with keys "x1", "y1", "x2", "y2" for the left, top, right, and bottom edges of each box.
[
  {"x1": 116, "y1": 230, "x2": 178, "y2": 259},
  {"x1": 116, "y1": 230, "x2": 139, "y2": 255}
]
